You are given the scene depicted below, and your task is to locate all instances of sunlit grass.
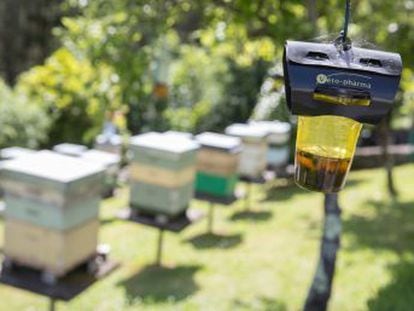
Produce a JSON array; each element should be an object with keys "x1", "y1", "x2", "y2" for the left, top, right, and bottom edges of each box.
[{"x1": 0, "y1": 164, "x2": 414, "y2": 310}]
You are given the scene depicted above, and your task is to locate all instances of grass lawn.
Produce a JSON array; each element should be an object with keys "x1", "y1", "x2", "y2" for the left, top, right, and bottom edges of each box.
[{"x1": 1, "y1": 164, "x2": 414, "y2": 311}]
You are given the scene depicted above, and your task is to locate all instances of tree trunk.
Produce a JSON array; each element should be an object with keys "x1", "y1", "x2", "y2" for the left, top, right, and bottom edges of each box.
[
  {"x1": 304, "y1": 193, "x2": 341, "y2": 311},
  {"x1": 379, "y1": 117, "x2": 398, "y2": 198},
  {"x1": 1, "y1": 0, "x2": 20, "y2": 85},
  {"x1": 0, "y1": 0, "x2": 62, "y2": 85}
]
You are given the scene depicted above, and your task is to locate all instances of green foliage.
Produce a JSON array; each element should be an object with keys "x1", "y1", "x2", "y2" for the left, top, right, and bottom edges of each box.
[
  {"x1": 17, "y1": 48, "x2": 124, "y2": 145},
  {"x1": 0, "y1": 80, "x2": 49, "y2": 149}
]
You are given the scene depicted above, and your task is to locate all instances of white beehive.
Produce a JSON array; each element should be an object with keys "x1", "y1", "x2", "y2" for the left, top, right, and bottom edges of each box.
[
  {"x1": 225, "y1": 124, "x2": 269, "y2": 179},
  {"x1": 0, "y1": 147, "x2": 36, "y2": 160},
  {"x1": 249, "y1": 121, "x2": 292, "y2": 167},
  {"x1": 81, "y1": 149, "x2": 121, "y2": 196},
  {"x1": 95, "y1": 134, "x2": 123, "y2": 155}
]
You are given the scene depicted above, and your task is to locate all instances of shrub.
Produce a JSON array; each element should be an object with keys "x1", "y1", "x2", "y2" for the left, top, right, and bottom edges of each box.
[
  {"x1": 0, "y1": 80, "x2": 49, "y2": 149},
  {"x1": 17, "y1": 48, "x2": 125, "y2": 145}
]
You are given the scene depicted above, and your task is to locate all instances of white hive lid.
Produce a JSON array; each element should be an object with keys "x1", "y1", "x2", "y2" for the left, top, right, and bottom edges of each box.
[
  {"x1": 53, "y1": 143, "x2": 88, "y2": 156},
  {"x1": 81, "y1": 149, "x2": 121, "y2": 166},
  {"x1": 1, "y1": 150, "x2": 104, "y2": 183},
  {"x1": 130, "y1": 132, "x2": 200, "y2": 153},
  {"x1": 195, "y1": 132, "x2": 242, "y2": 151},
  {"x1": 163, "y1": 131, "x2": 193, "y2": 140},
  {"x1": 0, "y1": 147, "x2": 36, "y2": 160},
  {"x1": 249, "y1": 121, "x2": 292, "y2": 135},
  {"x1": 225, "y1": 123, "x2": 268, "y2": 140}
]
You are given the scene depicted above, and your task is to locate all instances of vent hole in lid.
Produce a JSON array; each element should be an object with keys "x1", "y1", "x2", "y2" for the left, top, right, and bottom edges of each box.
[
  {"x1": 306, "y1": 52, "x2": 329, "y2": 60},
  {"x1": 360, "y1": 58, "x2": 383, "y2": 67}
]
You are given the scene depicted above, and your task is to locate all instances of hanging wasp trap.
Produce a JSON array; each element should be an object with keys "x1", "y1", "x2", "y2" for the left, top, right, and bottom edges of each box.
[{"x1": 283, "y1": 3, "x2": 402, "y2": 193}]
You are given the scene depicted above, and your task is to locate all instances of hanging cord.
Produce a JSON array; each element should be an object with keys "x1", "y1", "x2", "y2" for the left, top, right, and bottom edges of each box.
[
  {"x1": 336, "y1": 0, "x2": 352, "y2": 50},
  {"x1": 342, "y1": 0, "x2": 351, "y2": 43}
]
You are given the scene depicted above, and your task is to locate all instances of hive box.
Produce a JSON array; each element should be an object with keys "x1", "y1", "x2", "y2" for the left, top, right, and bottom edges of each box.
[
  {"x1": 129, "y1": 132, "x2": 199, "y2": 216},
  {"x1": 53, "y1": 143, "x2": 88, "y2": 157},
  {"x1": 249, "y1": 121, "x2": 292, "y2": 168},
  {"x1": 0, "y1": 151, "x2": 104, "y2": 230},
  {"x1": 195, "y1": 132, "x2": 241, "y2": 198},
  {"x1": 0, "y1": 147, "x2": 37, "y2": 197},
  {"x1": 81, "y1": 149, "x2": 121, "y2": 197},
  {"x1": 95, "y1": 134, "x2": 123, "y2": 155},
  {"x1": 130, "y1": 182, "x2": 194, "y2": 215},
  {"x1": 130, "y1": 164, "x2": 195, "y2": 188},
  {"x1": 4, "y1": 218, "x2": 99, "y2": 277},
  {"x1": 225, "y1": 124, "x2": 268, "y2": 179}
]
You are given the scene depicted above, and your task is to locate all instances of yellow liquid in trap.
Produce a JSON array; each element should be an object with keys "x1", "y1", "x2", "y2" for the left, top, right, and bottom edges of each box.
[{"x1": 295, "y1": 115, "x2": 362, "y2": 193}]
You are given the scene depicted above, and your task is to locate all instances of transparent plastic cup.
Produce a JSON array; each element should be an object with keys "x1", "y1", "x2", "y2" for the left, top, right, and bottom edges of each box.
[{"x1": 295, "y1": 115, "x2": 363, "y2": 193}]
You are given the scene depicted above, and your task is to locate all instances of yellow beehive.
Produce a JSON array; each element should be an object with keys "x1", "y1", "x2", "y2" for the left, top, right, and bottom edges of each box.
[{"x1": 4, "y1": 218, "x2": 98, "y2": 277}]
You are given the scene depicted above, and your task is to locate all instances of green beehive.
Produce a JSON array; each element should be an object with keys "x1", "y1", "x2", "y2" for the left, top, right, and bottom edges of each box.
[
  {"x1": 195, "y1": 172, "x2": 238, "y2": 197},
  {"x1": 195, "y1": 132, "x2": 242, "y2": 198},
  {"x1": 0, "y1": 151, "x2": 104, "y2": 230},
  {"x1": 129, "y1": 132, "x2": 199, "y2": 216}
]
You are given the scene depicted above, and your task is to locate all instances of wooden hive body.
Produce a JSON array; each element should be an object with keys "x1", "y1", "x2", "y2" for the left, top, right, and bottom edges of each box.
[
  {"x1": 4, "y1": 218, "x2": 98, "y2": 277},
  {"x1": 130, "y1": 181, "x2": 194, "y2": 216},
  {"x1": 0, "y1": 151, "x2": 104, "y2": 228}
]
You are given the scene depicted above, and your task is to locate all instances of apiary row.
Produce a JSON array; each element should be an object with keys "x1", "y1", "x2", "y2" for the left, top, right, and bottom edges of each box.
[{"x1": 0, "y1": 121, "x2": 290, "y2": 278}]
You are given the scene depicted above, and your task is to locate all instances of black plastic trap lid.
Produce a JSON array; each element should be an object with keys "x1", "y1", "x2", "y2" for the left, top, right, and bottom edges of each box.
[{"x1": 283, "y1": 41, "x2": 403, "y2": 125}]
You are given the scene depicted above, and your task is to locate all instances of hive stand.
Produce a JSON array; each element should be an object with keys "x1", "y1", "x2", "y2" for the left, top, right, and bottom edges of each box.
[
  {"x1": 117, "y1": 208, "x2": 204, "y2": 266},
  {"x1": 0, "y1": 245, "x2": 119, "y2": 311},
  {"x1": 267, "y1": 164, "x2": 295, "y2": 180},
  {"x1": 194, "y1": 192, "x2": 239, "y2": 234},
  {"x1": 240, "y1": 171, "x2": 275, "y2": 211}
]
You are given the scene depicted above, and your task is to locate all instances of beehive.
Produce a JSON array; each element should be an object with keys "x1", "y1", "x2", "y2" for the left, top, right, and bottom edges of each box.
[
  {"x1": 0, "y1": 151, "x2": 104, "y2": 275},
  {"x1": 194, "y1": 132, "x2": 241, "y2": 198},
  {"x1": 249, "y1": 121, "x2": 292, "y2": 168},
  {"x1": 129, "y1": 132, "x2": 199, "y2": 216},
  {"x1": 81, "y1": 149, "x2": 121, "y2": 197},
  {"x1": 0, "y1": 147, "x2": 36, "y2": 160},
  {"x1": 95, "y1": 134, "x2": 123, "y2": 155},
  {"x1": 225, "y1": 124, "x2": 268, "y2": 179},
  {"x1": 53, "y1": 143, "x2": 88, "y2": 157}
]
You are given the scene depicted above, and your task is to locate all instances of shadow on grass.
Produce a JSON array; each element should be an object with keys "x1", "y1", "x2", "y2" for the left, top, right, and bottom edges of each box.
[
  {"x1": 262, "y1": 176, "x2": 367, "y2": 203},
  {"x1": 229, "y1": 210, "x2": 273, "y2": 222},
  {"x1": 262, "y1": 182, "x2": 305, "y2": 203},
  {"x1": 118, "y1": 265, "x2": 200, "y2": 304},
  {"x1": 367, "y1": 260, "x2": 414, "y2": 311},
  {"x1": 100, "y1": 216, "x2": 119, "y2": 226},
  {"x1": 343, "y1": 198, "x2": 414, "y2": 310},
  {"x1": 232, "y1": 296, "x2": 287, "y2": 311},
  {"x1": 185, "y1": 233, "x2": 243, "y2": 250},
  {"x1": 345, "y1": 176, "x2": 368, "y2": 189},
  {"x1": 343, "y1": 199, "x2": 414, "y2": 253}
]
